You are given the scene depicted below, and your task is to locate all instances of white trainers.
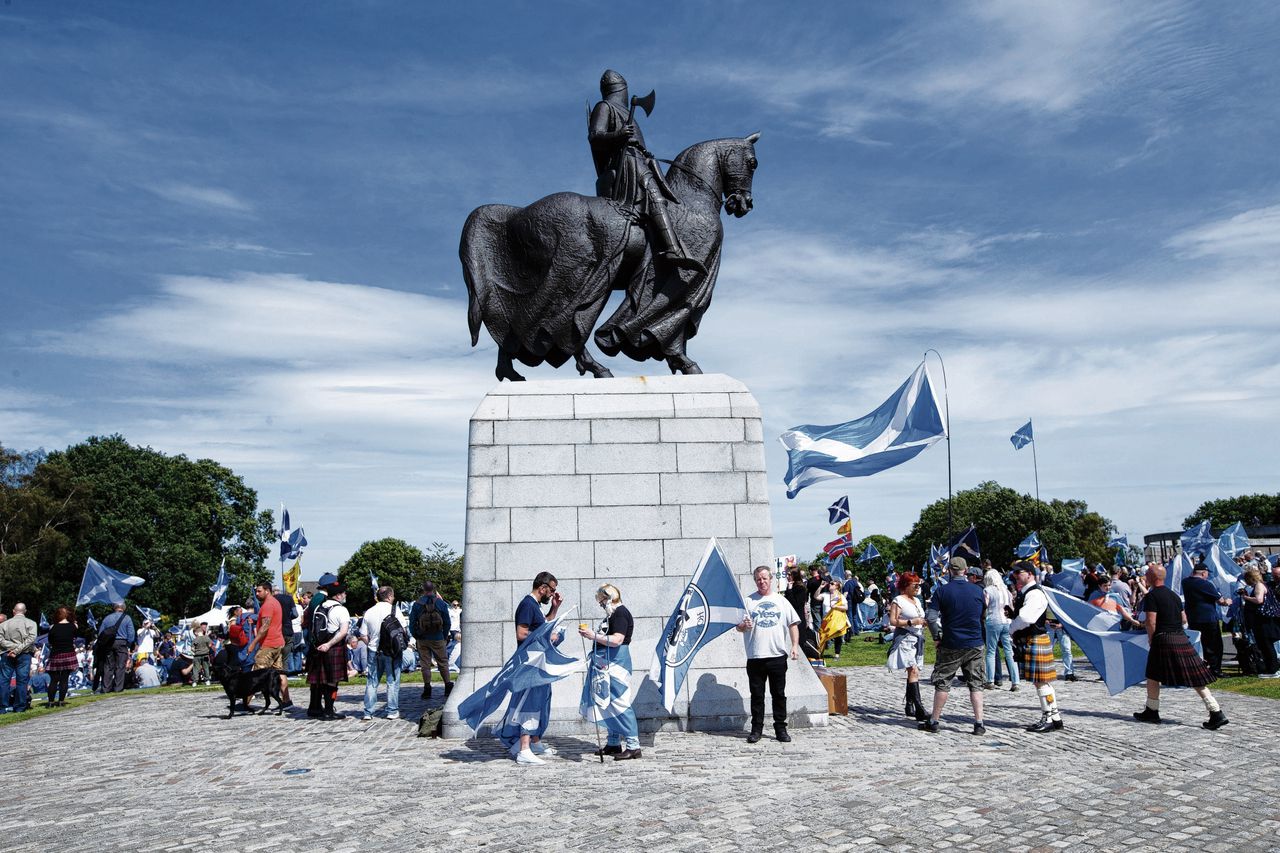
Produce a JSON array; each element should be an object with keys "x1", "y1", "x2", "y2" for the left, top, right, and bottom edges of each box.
[
  {"x1": 361, "y1": 713, "x2": 373, "y2": 721},
  {"x1": 516, "y1": 749, "x2": 545, "y2": 765},
  {"x1": 530, "y1": 741, "x2": 554, "y2": 755},
  {"x1": 385, "y1": 711, "x2": 400, "y2": 719}
]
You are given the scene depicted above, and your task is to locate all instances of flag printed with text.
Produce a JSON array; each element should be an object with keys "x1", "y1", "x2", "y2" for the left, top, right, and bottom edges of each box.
[
  {"x1": 780, "y1": 362, "x2": 946, "y2": 498},
  {"x1": 649, "y1": 539, "x2": 748, "y2": 712}
]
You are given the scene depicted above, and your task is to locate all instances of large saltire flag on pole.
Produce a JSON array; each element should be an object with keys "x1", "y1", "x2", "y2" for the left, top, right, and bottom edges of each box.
[
  {"x1": 780, "y1": 362, "x2": 947, "y2": 498},
  {"x1": 945, "y1": 525, "x2": 982, "y2": 564},
  {"x1": 1010, "y1": 420, "x2": 1033, "y2": 449},
  {"x1": 1043, "y1": 587, "x2": 1202, "y2": 696},
  {"x1": 649, "y1": 539, "x2": 749, "y2": 712},
  {"x1": 76, "y1": 557, "x2": 145, "y2": 606},
  {"x1": 828, "y1": 496, "x2": 850, "y2": 525},
  {"x1": 210, "y1": 559, "x2": 235, "y2": 609},
  {"x1": 456, "y1": 614, "x2": 581, "y2": 732},
  {"x1": 857, "y1": 542, "x2": 880, "y2": 564}
]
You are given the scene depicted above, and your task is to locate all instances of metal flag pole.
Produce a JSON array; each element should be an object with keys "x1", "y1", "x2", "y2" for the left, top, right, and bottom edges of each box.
[
  {"x1": 1029, "y1": 419, "x2": 1042, "y2": 527},
  {"x1": 923, "y1": 350, "x2": 954, "y2": 545},
  {"x1": 576, "y1": 617, "x2": 606, "y2": 764}
]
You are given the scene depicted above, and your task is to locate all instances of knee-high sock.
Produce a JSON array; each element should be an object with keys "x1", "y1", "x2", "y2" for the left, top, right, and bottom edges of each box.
[
  {"x1": 1036, "y1": 683, "x2": 1060, "y2": 718},
  {"x1": 1200, "y1": 690, "x2": 1220, "y2": 713}
]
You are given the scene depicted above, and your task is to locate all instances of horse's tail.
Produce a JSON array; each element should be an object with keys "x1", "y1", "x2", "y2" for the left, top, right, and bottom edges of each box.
[{"x1": 460, "y1": 205, "x2": 509, "y2": 347}]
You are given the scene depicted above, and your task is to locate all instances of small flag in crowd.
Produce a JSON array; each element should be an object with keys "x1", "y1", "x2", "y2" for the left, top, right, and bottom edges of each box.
[
  {"x1": 1179, "y1": 521, "x2": 1213, "y2": 558},
  {"x1": 1217, "y1": 521, "x2": 1249, "y2": 558},
  {"x1": 135, "y1": 604, "x2": 161, "y2": 623},
  {"x1": 649, "y1": 539, "x2": 748, "y2": 712},
  {"x1": 370, "y1": 570, "x2": 380, "y2": 595},
  {"x1": 1015, "y1": 532, "x2": 1041, "y2": 559},
  {"x1": 283, "y1": 559, "x2": 300, "y2": 598},
  {"x1": 828, "y1": 496, "x2": 850, "y2": 525},
  {"x1": 456, "y1": 616, "x2": 580, "y2": 731},
  {"x1": 825, "y1": 552, "x2": 846, "y2": 580},
  {"x1": 824, "y1": 536, "x2": 855, "y2": 559},
  {"x1": 1010, "y1": 420, "x2": 1033, "y2": 450},
  {"x1": 857, "y1": 542, "x2": 880, "y2": 564},
  {"x1": 210, "y1": 559, "x2": 235, "y2": 609},
  {"x1": 86, "y1": 609, "x2": 98, "y2": 631},
  {"x1": 780, "y1": 362, "x2": 947, "y2": 498},
  {"x1": 76, "y1": 557, "x2": 145, "y2": 607},
  {"x1": 1106, "y1": 534, "x2": 1128, "y2": 550},
  {"x1": 39, "y1": 612, "x2": 50, "y2": 631}
]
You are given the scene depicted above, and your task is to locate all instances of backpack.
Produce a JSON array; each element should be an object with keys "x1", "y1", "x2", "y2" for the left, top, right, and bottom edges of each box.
[
  {"x1": 850, "y1": 585, "x2": 866, "y2": 605},
  {"x1": 310, "y1": 600, "x2": 338, "y2": 648},
  {"x1": 414, "y1": 597, "x2": 445, "y2": 639},
  {"x1": 417, "y1": 706, "x2": 444, "y2": 738},
  {"x1": 93, "y1": 613, "x2": 124, "y2": 655},
  {"x1": 379, "y1": 612, "x2": 408, "y2": 659}
]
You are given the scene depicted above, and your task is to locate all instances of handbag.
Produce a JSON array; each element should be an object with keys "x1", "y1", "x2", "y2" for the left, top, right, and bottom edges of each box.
[{"x1": 1260, "y1": 589, "x2": 1280, "y2": 619}]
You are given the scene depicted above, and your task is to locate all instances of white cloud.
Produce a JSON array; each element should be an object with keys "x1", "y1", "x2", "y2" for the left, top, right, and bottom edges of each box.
[
  {"x1": 146, "y1": 182, "x2": 254, "y2": 213},
  {"x1": 1166, "y1": 204, "x2": 1280, "y2": 259}
]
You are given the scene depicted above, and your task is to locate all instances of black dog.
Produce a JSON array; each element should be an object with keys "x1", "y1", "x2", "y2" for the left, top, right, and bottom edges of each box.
[{"x1": 211, "y1": 648, "x2": 286, "y2": 719}]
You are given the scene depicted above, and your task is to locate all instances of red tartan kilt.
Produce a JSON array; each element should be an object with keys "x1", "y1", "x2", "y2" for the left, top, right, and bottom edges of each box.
[
  {"x1": 47, "y1": 651, "x2": 80, "y2": 672},
  {"x1": 306, "y1": 644, "x2": 348, "y2": 685},
  {"x1": 1018, "y1": 633, "x2": 1058, "y2": 685},
  {"x1": 1146, "y1": 632, "x2": 1215, "y2": 688}
]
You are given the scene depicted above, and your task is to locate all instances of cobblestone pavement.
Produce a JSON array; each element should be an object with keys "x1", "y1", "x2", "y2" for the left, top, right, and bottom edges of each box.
[{"x1": 2, "y1": 664, "x2": 1276, "y2": 852}]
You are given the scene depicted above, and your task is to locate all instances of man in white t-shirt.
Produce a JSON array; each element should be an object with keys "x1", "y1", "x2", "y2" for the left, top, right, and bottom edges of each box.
[
  {"x1": 736, "y1": 565, "x2": 801, "y2": 744},
  {"x1": 359, "y1": 585, "x2": 408, "y2": 721}
]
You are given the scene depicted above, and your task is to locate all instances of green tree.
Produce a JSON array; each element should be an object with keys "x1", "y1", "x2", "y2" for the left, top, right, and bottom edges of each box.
[
  {"x1": 1184, "y1": 494, "x2": 1280, "y2": 529},
  {"x1": 338, "y1": 537, "x2": 430, "y2": 613},
  {"x1": 422, "y1": 541, "x2": 463, "y2": 604},
  {"x1": 2, "y1": 435, "x2": 273, "y2": 619},
  {"x1": 900, "y1": 481, "x2": 1114, "y2": 572}
]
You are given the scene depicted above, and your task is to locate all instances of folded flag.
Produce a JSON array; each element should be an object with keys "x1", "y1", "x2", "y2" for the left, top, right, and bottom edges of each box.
[
  {"x1": 1217, "y1": 521, "x2": 1249, "y2": 558},
  {"x1": 858, "y1": 542, "x2": 880, "y2": 564},
  {"x1": 828, "y1": 496, "x2": 850, "y2": 525},
  {"x1": 76, "y1": 557, "x2": 145, "y2": 607},
  {"x1": 1043, "y1": 587, "x2": 1201, "y2": 696},
  {"x1": 780, "y1": 362, "x2": 946, "y2": 498},
  {"x1": 1015, "y1": 532, "x2": 1041, "y2": 559},
  {"x1": 456, "y1": 615, "x2": 580, "y2": 731},
  {"x1": 649, "y1": 539, "x2": 748, "y2": 712},
  {"x1": 1010, "y1": 420, "x2": 1033, "y2": 450}
]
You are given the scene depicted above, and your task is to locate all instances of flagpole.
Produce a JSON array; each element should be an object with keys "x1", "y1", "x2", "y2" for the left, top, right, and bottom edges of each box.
[
  {"x1": 923, "y1": 350, "x2": 953, "y2": 544},
  {"x1": 576, "y1": 618, "x2": 605, "y2": 764},
  {"x1": 1029, "y1": 419, "x2": 1041, "y2": 526}
]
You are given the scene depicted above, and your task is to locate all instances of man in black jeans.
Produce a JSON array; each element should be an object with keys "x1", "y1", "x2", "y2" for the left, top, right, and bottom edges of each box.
[
  {"x1": 1183, "y1": 565, "x2": 1229, "y2": 677},
  {"x1": 736, "y1": 566, "x2": 801, "y2": 744}
]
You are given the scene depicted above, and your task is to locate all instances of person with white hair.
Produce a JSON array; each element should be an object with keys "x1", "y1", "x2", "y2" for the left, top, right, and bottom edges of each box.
[
  {"x1": 982, "y1": 568, "x2": 1019, "y2": 692},
  {"x1": 578, "y1": 583, "x2": 641, "y2": 760}
]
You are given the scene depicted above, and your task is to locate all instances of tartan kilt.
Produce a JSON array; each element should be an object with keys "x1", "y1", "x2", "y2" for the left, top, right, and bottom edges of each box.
[
  {"x1": 1018, "y1": 633, "x2": 1058, "y2": 685},
  {"x1": 47, "y1": 651, "x2": 80, "y2": 672},
  {"x1": 1146, "y1": 632, "x2": 1215, "y2": 688},
  {"x1": 306, "y1": 644, "x2": 348, "y2": 685}
]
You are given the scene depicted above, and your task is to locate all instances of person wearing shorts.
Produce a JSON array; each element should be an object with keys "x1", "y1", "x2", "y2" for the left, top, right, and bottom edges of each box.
[
  {"x1": 920, "y1": 558, "x2": 987, "y2": 734},
  {"x1": 247, "y1": 582, "x2": 292, "y2": 709}
]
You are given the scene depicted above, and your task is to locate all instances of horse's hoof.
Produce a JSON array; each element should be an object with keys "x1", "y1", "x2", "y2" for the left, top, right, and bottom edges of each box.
[
  {"x1": 595, "y1": 368, "x2": 614, "y2": 379},
  {"x1": 495, "y1": 367, "x2": 526, "y2": 382},
  {"x1": 681, "y1": 363, "x2": 703, "y2": 375}
]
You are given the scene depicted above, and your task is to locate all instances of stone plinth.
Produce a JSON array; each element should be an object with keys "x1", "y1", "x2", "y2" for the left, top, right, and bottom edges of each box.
[{"x1": 442, "y1": 374, "x2": 828, "y2": 738}]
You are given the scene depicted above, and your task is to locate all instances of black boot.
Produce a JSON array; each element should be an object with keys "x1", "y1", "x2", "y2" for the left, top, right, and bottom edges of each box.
[
  {"x1": 1203, "y1": 709, "x2": 1229, "y2": 730},
  {"x1": 904, "y1": 682, "x2": 915, "y2": 717},
  {"x1": 307, "y1": 685, "x2": 324, "y2": 719},
  {"x1": 909, "y1": 682, "x2": 929, "y2": 722}
]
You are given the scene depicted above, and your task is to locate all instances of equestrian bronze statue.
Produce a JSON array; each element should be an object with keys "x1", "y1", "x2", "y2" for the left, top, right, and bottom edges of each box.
[{"x1": 462, "y1": 69, "x2": 758, "y2": 380}]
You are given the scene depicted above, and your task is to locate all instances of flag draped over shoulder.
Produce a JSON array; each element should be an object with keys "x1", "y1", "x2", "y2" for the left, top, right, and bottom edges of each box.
[
  {"x1": 76, "y1": 557, "x2": 145, "y2": 606},
  {"x1": 579, "y1": 644, "x2": 640, "y2": 743},
  {"x1": 1043, "y1": 588, "x2": 1202, "y2": 696},
  {"x1": 1010, "y1": 420, "x2": 1033, "y2": 449},
  {"x1": 649, "y1": 539, "x2": 748, "y2": 712},
  {"x1": 780, "y1": 362, "x2": 946, "y2": 499},
  {"x1": 456, "y1": 616, "x2": 581, "y2": 732},
  {"x1": 828, "y1": 496, "x2": 850, "y2": 525}
]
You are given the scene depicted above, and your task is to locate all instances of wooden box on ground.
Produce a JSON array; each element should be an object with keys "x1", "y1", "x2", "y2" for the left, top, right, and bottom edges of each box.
[{"x1": 812, "y1": 666, "x2": 848, "y2": 715}]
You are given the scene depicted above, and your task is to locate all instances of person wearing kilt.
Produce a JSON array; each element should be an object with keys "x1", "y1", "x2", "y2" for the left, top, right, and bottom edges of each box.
[
  {"x1": 45, "y1": 607, "x2": 80, "y2": 707},
  {"x1": 1007, "y1": 562, "x2": 1064, "y2": 733},
  {"x1": 306, "y1": 581, "x2": 351, "y2": 721},
  {"x1": 1133, "y1": 563, "x2": 1228, "y2": 730}
]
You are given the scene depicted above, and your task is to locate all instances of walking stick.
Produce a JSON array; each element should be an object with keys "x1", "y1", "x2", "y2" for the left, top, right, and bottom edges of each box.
[{"x1": 577, "y1": 620, "x2": 606, "y2": 763}]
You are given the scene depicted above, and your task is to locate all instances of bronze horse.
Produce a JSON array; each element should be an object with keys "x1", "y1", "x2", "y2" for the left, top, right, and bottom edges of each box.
[{"x1": 462, "y1": 133, "x2": 758, "y2": 380}]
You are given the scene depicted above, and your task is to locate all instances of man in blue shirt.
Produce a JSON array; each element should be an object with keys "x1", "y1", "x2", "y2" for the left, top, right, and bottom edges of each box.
[
  {"x1": 1183, "y1": 564, "x2": 1229, "y2": 677},
  {"x1": 408, "y1": 581, "x2": 453, "y2": 700},
  {"x1": 501, "y1": 571, "x2": 561, "y2": 765},
  {"x1": 842, "y1": 575, "x2": 865, "y2": 635},
  {"x1": 921, "y1": 558, "x2": 987, "y2": 735},
  {"x1": 98, "y1": 602, "x2": 136, "y2": 693}
]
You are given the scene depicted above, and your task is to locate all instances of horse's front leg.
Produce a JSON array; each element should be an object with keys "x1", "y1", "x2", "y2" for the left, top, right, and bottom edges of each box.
[
  {"x1": 665, "y1": 339, "x2": 702, "y2": 375},
  {"x1": 574, "y1": 347, "x2": 614, "y2": 379},
  {"x1": 496, "y1": 350, "x2": 526, "y2": 382}
]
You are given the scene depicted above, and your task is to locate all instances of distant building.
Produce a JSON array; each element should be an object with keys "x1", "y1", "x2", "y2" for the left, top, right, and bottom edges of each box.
[{"x1": 1144, "y1": 524, "x2": 1280, "y2": 563}]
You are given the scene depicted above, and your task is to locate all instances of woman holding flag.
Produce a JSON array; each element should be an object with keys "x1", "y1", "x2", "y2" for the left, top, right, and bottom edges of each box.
[
  {"x1": 818, "y1": 579, "x2": 849, "y2": 657},
  {"x1": 578, "y1": 583, "x2": 641, "y2": 760}
]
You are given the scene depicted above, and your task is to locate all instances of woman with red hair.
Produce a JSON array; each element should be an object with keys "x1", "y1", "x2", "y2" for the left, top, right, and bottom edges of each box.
[{"x1": 886, "y1": 573, "x2": 928, "y2": 721}]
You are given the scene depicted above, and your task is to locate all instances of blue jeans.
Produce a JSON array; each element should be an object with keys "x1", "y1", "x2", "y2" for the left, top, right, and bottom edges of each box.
[
  {"x1": 984, "y1": 622, "x2": 1017, "y2": 686},
  {"x1": 364, "y1": 652, "x2": 401, "y2": 716},
  {"x1": 1047, "y1": 624, "x2": 1073, "y2": 674},
  {"x1": 1, "y1": 652, "x2": 33, "y2": 711}
]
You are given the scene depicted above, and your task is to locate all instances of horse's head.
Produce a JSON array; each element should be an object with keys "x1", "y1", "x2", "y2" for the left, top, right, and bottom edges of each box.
[{"x1": 721, "y1": 132, "x2": 759, "y2": 218}]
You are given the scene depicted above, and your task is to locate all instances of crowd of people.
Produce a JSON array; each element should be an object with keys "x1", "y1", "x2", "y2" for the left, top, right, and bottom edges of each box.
[{"x1": 0, "y1": 577, "x2": 463, "y2": 716}]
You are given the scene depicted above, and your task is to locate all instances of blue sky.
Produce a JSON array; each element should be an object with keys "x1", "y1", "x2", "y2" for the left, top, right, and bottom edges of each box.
[{"x1": 4, "y1": 1, "x2": 1279, "y2": 575}]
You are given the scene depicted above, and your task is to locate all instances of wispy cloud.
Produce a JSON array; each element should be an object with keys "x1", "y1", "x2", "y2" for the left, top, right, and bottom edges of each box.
[
  {"x1": 146, "y1": 183, "x2": 254, "y2": 214},
  {"x1": 1166, "y1": 204, "x2": 1280, "y2": 260}
]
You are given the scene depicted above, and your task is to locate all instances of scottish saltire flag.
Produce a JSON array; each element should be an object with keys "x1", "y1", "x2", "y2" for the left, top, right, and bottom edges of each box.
[
  {"x1": 886, "y1": 563, "x2": 897, "y2": 591},
  {"x1": 369, "y1": 570, "x2": 379, "y2": 595},
  {"x1": 280, "y1": 527, "x2": 307, "y2": 560},
  {"x1": 780, "y1": 362, "x2": 947, "y2": 498},
  {"x1": 135, "y1": 604, "x2": 161, "y2": 623},
  {"x1": 1166, "y1": 552, "x2": 1196, "y2": 598},
  {"x1": 929, "y1": 544, "x2": 945, "y2": 573},
  {"x1": 1037, "y1": 545, "x2": 1050, "y2": 567},
  {"x1": 1043, "y1": 587, "x2": 1202, "y2": 696},
  {"x1": 1217, "y1": 522, "x2": 1249, "y2": 558},
  {"x1": 1015, "y1": 532, "x2": 1041, "y2": 558},
  {"x1": 456, "y1": 615, "x2": 580, "y2": 731},
  {"x1": 858, "y1": 542, "x2": 880, "y2": 564},
  {"x1": 209, "y1": 559, "x2": 235, "y2": 608},
  {"x1": 649, "y1": 539, "x2": 748, "y2": 712},
  {"x1": 39, "y1": 612, "x2": 50, "y2": 631},
  {"x1": 1180, "y1": 521, "x2": 1213, "y2": 558},
  {"x1": 280, "y1": 505, "x2": 291, "y2": 535},
  {"x1": 835, "y1": 519, "x2": 851, "y2": 537},
  {"x1": 1204, "y1": 545, "x2": 1240, "y2": 617},
  {"x1": 1010, "y1": 420, "x2": 1033, "y2": 450},
  {"x1": 1107, "y1": 534, "x2": 1128, "y2": 550},
  {"x1": 86, "y1": 609, "x2": 98, "y2": 631},
  {"x1": 824, "y1": 535, "x2": 855, "y2": 559},
  {"x1": 1055, "y1": 558, "x2": 1087, "y2": 597},
  {"x1": 828, "y1": 496, "x2": 850, "y2": 525},
  {"x1": 76, "y1": 557, "x2": 145, "y2": 606},
  {"x1": 579, "y1": 644, "x2": 640, "y2": 744},
  {"x1": 826, "y1": 552, "x2": 847, "y2": 580},
  {"x1": 946, "y1": 525, "x2": 982, "y2": 564}
]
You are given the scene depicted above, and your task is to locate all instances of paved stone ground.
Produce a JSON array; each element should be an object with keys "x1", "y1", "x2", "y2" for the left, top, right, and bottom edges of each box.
[{"x1": 2, "y1": 663, "x2": 1277, "y2": 852}]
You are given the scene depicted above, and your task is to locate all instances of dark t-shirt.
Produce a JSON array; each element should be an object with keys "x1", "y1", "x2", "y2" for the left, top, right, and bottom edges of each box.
[
  {"x1": 1182, "y1": 576, "x2": 1221, "y2": 624},
  {"x1": 274, "y1": 593, "x2": 297, "y2": 637},
  {"x1": 1145, "y1": 585, "x2": 1185, "y2": 634},
  {"x1": 932, "y1": 578, "x2": 986, "y2": 649},
  {"x1": 784, "y1": 584, "x2": 808, "y2": 619},
  {"x1": 48, "y1": 622, "x2": 77, "y2": 656},
  {"x1": 601, "y1": 605, "x2": 634, "y2": 646},
  {"x1": 167, "y1": 656, "x2": 193, "y2": 685},
  {"x1": 514, "y1": 594, "x2": 546, "y2": 641},
  {"x1": 806, "y1": 576, "x2": 823, "y2": 605}
]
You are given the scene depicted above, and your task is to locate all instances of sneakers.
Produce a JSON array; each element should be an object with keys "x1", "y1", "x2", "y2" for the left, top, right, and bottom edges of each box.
[
  {"x1": 515, "y1": 749, "x2": 545, "y2": 766},
  {"x1": 530, "y1": 741, "x2": 554, "y2": 755},
  {"x1": 972, "y1": 722, "x2": 987, "y2": 736},
  {"x1": 593, "y1": 744, "x2": 623, "y2": 757},
  {"x1": 361, "y1": 713, "x2": 373, "y2": 721},
  {"x1": 746, "y1": 730, "x2": 763, "y2": 744},
  {"x1": 614, "y1": 748, "x2": 642, "y2": 760},
  {"x1": 385, "y1": 711, "x2": 400, "y2": 720},
  {"x1": 918, "y1": 719, "x2": 939, "y2": 733},
  {"x1": 1132, "y1": 707, "x2": 1161, "y2": 724},
  {"x1": 1203, "y1": 710, "x2": 1229, "y2": 730}
]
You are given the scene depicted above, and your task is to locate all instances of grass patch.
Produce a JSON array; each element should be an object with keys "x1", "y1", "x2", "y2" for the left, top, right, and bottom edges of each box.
[
  {"x1": 0, "y1": 687, "x2": 152, "y2": 727},
  {"x1": 1212, "y1": 675, "x2": 1280, "y2": 700}
]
